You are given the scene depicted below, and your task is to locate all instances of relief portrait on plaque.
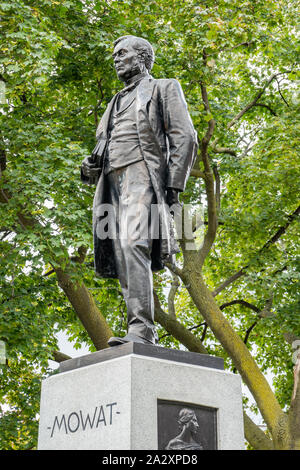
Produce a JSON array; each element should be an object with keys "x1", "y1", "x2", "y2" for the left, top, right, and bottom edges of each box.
[
  {"x1": 165, "y1": 408, "x2": 203, "y2": 450},
  {"x1": 157, "y1": 400, "x2": 217, "y2": 450}
]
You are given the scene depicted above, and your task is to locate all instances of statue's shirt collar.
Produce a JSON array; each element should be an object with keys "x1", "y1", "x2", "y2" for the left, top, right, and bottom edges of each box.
[{"x1": 119, "y1": 72, "x2": 150, "y2": 97}]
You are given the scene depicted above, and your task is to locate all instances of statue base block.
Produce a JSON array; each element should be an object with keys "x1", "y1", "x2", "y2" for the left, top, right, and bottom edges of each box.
[{"x1": 38, "y1": 343, "x2": 244, "y2": 450}]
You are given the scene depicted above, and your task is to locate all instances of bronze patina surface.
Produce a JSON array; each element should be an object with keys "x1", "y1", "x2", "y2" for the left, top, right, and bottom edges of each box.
[{"x1": 81, "y1": 36, "x2": 197, "y2": 346}]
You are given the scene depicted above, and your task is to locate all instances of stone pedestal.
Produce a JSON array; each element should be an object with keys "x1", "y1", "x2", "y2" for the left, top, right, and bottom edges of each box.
[{"x1": 38, "y1": 343, "x2": 244, "y2": 450}]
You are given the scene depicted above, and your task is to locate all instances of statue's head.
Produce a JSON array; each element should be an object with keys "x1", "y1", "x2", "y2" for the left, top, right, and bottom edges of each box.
[
  {"x1": 178, "y1": 408, "x2": 199, "y2": 436},
  {"x1": 113, "y1": 35, "x2": 155, "y2": 82}
]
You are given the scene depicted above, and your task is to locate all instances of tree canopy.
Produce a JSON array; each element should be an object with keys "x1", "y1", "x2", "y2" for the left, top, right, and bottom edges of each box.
[{"x1": 0, "y1": 0, "x2": 299, "y2": 450}]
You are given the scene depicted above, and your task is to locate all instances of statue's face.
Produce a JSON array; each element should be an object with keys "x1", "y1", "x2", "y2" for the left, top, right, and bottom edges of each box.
[
  {"x1": 188, "y1": 413, "x2": 199, "y2": 436},
  {"x1": 112, "y1": 39, "x2": 143, "y2": 82}
]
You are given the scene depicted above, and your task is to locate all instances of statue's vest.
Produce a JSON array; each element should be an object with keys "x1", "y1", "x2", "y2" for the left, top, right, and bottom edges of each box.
[{"x1": 105, "y1": 89, "x2": 143, "y2": 174}]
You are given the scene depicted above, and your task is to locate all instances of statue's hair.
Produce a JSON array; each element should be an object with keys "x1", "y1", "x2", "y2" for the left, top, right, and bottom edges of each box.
[
  {"x1": 114, "y1": 35, "x2": 155, "y2": 71},
  {"x1": 177, "y1": 408, "x2": 196, "y2": 430}
]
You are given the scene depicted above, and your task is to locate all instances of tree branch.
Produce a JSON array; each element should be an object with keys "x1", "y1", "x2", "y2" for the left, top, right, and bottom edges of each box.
[
  {"x1": 211, "y1": 145, "x2": 237, "y2": 157},
  {"x1": 197, "y1": 167, "x2": 218, "y2": 268},
  {"x1": 200, "y1": 51, "x2": 216, "y2": 166},
  {"x1": 154, "y1": 291, "x2": 208, "y2": 354},
  {"x1": 190, "y1": 168, "x2": 206, "y2": 179},
  {"x1": 193, "y1": 52, "x2": 219, "y2": 266},
  {"x1": 52, "y1": 351, "x2": 72, "y2": 363},
  {"x1": 226, "y1": 70, "x2": 292, "y2": 130},
  {"x1": 221, "y1": 298, "x2": 272, "y2": 375},
  {"x1": 213, "y1": 205, "x2": 300, "y2": 296},
  {"x1": 165, "y1": 262, "x2": 183, "y2": 278},
  {"x1": 220, "y1": 299, "x2": 260, "y2": 313},
  {"x1": 200, "y1": 322, "x2": 208, "y2": 342},
  {"x1": 243, "y1": 320, "x2": 259, "y2": 346},
  {"x1": 212, "y1": 165, "x2": 220, "y2": 215},
  {"x1": 253, "y1": 103, "x2": 277, "y2": 116},
  {"x1": 0, "y1": 148, "x2": 6, "y2": 172},
  {"x1": 188, "y1": 321, "x2": 206, "y2": 333},
  {"x1": 275, "y1": 77, "x2": 290, "y2": 107},
  {"x1": 159, "y1": 321, "x2": 207, "y2": 341},
  {"x1": 71, "y1": 245, "x2": 88, "y2": 264},
  {"x1": 243, "y1": 412, "x2": 274, "y2": 450},
  {"x1": 93, "y1": 78, "x2": 104, "y2": 127},
  {"x1": 213, "y1": 268, "x2": 246, "y2": 297},
  {"x1": 262, "y1": 206, "x2": 300, "y2": 248},
  {"x1": 55, "y1": 266, "x2": 113, "y2": 350},
  {"x1": 168, "y1": 274, "x2": 180, "y2": 317}
]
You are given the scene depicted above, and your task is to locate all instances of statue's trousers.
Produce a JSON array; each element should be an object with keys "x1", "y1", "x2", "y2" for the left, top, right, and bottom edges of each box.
[{"x1": 106, "y1": 160, "x2": 158, "y2": 343}]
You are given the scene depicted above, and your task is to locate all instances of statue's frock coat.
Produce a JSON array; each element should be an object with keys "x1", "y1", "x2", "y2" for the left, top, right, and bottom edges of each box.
[{"x1": 81, "y1": 76, "x2": 198, "y2": 278}]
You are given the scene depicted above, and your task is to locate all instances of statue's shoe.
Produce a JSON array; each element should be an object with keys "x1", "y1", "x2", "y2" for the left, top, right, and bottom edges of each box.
[{"x1": 107, "y1": 333, "x2": 155, "y2": 347}]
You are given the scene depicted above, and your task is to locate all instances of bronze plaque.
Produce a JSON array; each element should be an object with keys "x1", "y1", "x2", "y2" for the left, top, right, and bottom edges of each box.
[{"x1": 157, "y1": 400, "x2": 217, "y2": 450}]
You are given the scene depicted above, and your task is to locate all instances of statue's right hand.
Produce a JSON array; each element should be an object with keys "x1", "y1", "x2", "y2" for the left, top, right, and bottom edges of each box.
[{"x1": 81, "y1": 157, "x2": 101, "y2": 178}]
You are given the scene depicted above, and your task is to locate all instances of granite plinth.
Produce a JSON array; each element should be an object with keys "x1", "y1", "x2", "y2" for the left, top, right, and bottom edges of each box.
[
  {"x1": 38, "y1": 345, "x2": 244, "y2": 450},
  {"x1": 59, "y1": 342, "x2": 224, "y2": 373}
]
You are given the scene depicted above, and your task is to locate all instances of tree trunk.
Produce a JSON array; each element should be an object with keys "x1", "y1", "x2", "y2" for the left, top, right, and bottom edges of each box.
[
  {"x1": 287, "y1": 353, "x2": 300, "y2": 449},
  {"x1": 179, "y1": 256, "x2": 285, "y2": 442},
  {"x1": 55, "y1": 267, "x2": 113, "y2": 351}
]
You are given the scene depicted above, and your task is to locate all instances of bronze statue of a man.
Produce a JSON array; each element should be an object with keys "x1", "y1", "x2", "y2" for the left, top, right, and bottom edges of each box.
[{"x1": 81, "y1": 35, "x2": 197, "y2": 347}]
